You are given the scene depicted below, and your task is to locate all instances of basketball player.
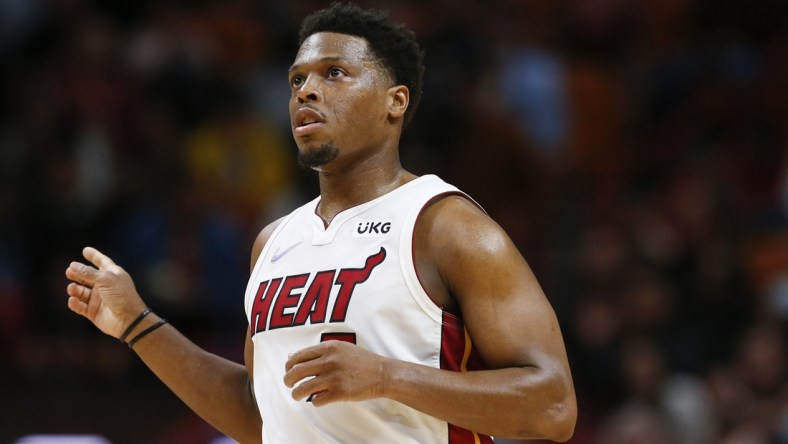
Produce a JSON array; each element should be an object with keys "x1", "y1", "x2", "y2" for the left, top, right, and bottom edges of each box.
[{"x1": 65, "y1": 3, "x2": 577, "y2": 443}]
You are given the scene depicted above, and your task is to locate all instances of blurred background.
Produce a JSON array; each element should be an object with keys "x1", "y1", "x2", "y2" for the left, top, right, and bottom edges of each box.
[{"x1": 0, "y1": 0, "x2": 786, "y2": 443}]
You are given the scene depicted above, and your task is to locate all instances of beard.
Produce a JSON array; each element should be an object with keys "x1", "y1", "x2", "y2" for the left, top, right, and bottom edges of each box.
[{"x1": 297, "y1": 143, "x2": 340, "y2": 170}]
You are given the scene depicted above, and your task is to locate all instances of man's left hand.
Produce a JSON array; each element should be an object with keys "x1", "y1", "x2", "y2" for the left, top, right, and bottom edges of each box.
[{"x1": 284, "y1": 340, "x2": 392, "y2": 406}]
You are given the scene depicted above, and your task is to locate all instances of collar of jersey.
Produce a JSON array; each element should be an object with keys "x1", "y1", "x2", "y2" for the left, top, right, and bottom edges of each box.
[{"x1": 308, "y1": 174, "x2": 438, "y2": 246}]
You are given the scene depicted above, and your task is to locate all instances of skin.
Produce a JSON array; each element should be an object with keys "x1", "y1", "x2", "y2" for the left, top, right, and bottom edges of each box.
[{"x1": 65, "y1": 31, "x2": 577, "y2": 442}]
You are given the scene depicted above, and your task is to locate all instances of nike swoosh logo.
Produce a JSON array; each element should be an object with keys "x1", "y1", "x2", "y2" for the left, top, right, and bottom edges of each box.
[{"x1": 271, "y1": 240, "x2": 303, "y2": 262}]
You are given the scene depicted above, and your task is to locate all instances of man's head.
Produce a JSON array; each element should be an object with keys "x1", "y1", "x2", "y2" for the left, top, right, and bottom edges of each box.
[
  {"x1": 298, "y1": 2, "x2": 425, "y2": 128},
  {"x1": 289, "y1": 3, "x2": 425, "y2": 171}
]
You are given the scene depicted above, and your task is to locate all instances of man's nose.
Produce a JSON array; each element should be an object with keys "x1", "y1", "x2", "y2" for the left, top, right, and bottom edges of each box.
[{"x1": 296, "y1": 75, "x2": 322, "y2": 103}]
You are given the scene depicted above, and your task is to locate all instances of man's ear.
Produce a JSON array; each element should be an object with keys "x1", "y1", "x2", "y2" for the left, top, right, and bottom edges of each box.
[{"x1": 387, "y1": 85, "x2": 409, "y2": 120}]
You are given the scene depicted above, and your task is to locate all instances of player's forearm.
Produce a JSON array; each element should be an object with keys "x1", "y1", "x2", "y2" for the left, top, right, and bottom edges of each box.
[
  {"x1": 383, "y1": 360, "x2": 576, "y2": 441},
  {"x1": 129, "y1": 314, "x2": 262, "y2": 444}
]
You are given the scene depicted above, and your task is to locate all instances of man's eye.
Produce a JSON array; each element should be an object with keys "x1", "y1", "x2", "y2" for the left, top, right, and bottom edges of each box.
[
  {"x1": 328, "y1": 68, "x2": 343, "y2": 78},
  {"x1": 291, "y1": 76, "x2": 304, "y2": 87}
]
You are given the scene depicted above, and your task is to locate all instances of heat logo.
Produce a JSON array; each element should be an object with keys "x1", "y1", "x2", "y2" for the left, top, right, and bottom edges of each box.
[{"x1": 249, "y1": 248, "x2": 387, "y2": 334}]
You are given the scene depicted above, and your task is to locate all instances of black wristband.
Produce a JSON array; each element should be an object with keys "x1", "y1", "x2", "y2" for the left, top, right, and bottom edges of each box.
[
  {"x1": 128, "y1": 319, "x2": 168, "y2": 349},
  {"x1": 119, "y1": 307, "x2": 151, "y2": 342}
]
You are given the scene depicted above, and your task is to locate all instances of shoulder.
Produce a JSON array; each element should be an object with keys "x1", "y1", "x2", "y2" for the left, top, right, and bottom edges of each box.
[
  {"x1": 249, "y1": 216, "x2": 287, "y2": 271},
  {"x1": 417, "y1": 194, "x2": 511, "y2": 258},
  {"x1": 413, "y1": 194, "x2": 520, "y2": 312}
]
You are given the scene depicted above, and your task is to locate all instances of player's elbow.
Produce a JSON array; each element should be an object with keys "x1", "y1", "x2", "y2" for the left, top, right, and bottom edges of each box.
[
  {"x1": 542, "y1": 394, "x2": 577, "y2": 442},
  {"x1": 513, "y1": 370, "x2": 577, "y2": 442},
  {"x1": 518, "y1": 392, "x2": 576, "y2": 442},
  {"x1": 543, "y1": 371, "x2": 577, "y2": 442}
]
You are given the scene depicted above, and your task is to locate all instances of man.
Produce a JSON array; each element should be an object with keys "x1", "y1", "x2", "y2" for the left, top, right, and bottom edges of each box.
[{"x1": 65, "y1": 3, "x2": 577, "y2": 443}]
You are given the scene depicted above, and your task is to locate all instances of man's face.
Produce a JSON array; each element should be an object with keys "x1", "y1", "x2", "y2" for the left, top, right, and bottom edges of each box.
[{"x1": 288, "y1": 32, "x2": 393, "y2": 171}]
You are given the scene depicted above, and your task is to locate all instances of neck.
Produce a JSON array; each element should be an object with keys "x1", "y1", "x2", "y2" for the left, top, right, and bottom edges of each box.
[{"x1": 315, "y1": 161, "x2": 416, "y2": 225}]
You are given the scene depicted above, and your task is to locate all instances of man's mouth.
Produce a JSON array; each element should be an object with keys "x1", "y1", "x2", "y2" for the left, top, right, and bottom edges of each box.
[{"x1": 295, "y1": 107, "x2": 326, "y2": 129}]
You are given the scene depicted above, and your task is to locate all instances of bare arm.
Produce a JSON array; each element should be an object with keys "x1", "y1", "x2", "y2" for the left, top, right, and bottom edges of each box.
[
  {"x1": 284, "y1": 196, "x2": 576, "y2": 441},
  {"x1": 64, "y1": 226, "x2": 282, "y2": 443},
  {"x1": 386, "y1": 195, "x2": 576, "y2": 440}
]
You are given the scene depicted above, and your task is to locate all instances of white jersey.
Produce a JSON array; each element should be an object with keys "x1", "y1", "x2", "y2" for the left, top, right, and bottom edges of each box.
[{"x1": 244, "y1": 175, "x2": 493, "y2": 444}]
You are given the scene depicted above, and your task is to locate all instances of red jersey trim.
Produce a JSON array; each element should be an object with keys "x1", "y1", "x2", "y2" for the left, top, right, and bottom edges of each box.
[{"x1": 440, "y1": 311, "x2": 494, "y2": 444}]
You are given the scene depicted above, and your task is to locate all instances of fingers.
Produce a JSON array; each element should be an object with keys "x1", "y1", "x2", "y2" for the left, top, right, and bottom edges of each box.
[
  {"x1": 83, "y1": 246, "x2": 117, "y2": 270},
  {"x1": 285, "y1": 345, "x2": 324, "y2": 372},
  {"x1": 65, "y1": 261, "x2": 98, "y2": 286},
  {"x1": 284, "y1": 355, "x2": 323, "y2": 389},
  {"x1": 285, "y1": 363, "x2": 336, "y2": 404},
  {"x1": 66, "y1": 283, "x2": 92, "y2": 319},
  {"x1": 293, "y1": 379, "x2": 332, "y2": 404},
  {"x1": 66, "y1": 282, "x2": 91, "y2": 302},
  {"x1": 67, "y1": 296, "x2": 89, "y2": 317},
  {"x1": 284, "y1": 342, "x2": 382, "y2": 406},
  {"x1": 285, "y1": 343, "x2": 357, "y2": 404},
  {"x1": 284, "y1": 342, "x2": 338, "y2": 390},
  {"x1": 65, "y1": 246, "x2": 119, "y2": 286},
  {"x1": 284, "y1": 345, "x2": 332, "y2": 402},
  {"x1": 310, "y1": 390, "x2": 338, "y2": 406}
]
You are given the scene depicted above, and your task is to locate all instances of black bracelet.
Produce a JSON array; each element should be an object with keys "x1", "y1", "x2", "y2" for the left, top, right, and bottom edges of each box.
[
  {"x1": 128, "y1": 319, "x2": 168, "y2": 349},
  {"x1": 119, "y1": 307, "x2": 151, "y2": 342}
]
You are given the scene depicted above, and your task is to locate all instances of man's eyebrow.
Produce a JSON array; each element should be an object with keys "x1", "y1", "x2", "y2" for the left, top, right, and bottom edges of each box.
[{"x1": 288, "y1": 56, "x2": 345, "y2": 73}]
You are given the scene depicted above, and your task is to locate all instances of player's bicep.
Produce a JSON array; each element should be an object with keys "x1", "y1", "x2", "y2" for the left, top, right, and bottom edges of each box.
[
  {"x1": 434, "y1": 205, "x2": 566, "y2": 371},
  {"x1": 462, "y1": 254, "x2": 565, "y2": 371}
]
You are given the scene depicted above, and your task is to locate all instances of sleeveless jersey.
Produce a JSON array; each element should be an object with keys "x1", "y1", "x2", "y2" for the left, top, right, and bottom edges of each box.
[{"x1": 244, "y1": 174, "x2": 493, "y2": 444}]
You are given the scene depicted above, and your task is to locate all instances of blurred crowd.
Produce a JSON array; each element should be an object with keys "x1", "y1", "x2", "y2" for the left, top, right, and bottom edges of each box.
[{"x1": 0, "y1": 0, "x2": 786, "y2": 443}]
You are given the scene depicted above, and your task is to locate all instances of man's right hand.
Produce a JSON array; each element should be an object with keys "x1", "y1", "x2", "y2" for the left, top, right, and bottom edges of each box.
[{"x1": 65, "y1": 247, "x2": 147, "y2": 339}]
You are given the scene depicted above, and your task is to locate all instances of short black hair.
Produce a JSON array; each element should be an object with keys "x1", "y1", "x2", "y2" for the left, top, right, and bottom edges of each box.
[{"x1": 298, "y1": 2, "x2": 425, "y2": 128}]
